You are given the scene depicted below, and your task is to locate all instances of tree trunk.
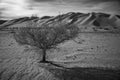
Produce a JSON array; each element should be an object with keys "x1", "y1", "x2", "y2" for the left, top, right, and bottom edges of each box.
[{"x1": 41, "y1": 49, "x2": 47, "y2": 62}]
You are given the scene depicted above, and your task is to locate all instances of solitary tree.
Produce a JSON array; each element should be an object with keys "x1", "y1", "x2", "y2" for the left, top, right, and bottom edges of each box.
[{"x1": 14, "y1": 22, "x2": 79, "y2": 63}]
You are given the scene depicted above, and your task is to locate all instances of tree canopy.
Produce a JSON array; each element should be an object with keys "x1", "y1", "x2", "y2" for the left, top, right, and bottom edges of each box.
[{"x1": 14, "y1": 23, "x2": 79, "y2": 49}]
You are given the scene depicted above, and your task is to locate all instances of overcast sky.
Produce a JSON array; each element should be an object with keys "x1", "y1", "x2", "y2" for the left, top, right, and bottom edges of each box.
[{"x1": 0, "y1": 0, "x2": 120, "y2": 19}]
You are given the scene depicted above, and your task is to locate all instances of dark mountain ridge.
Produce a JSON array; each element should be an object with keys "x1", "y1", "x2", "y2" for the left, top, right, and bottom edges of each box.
[
  {"x1": 0, "y1": 20, "x2": 7, "y2": 25},
  {"x1": 0, "y1": 12, "x2": 120, "y2": 32}
]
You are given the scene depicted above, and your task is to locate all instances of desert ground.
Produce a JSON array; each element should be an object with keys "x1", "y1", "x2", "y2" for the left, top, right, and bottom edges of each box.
[{"x1": 0, "y1": 31, "x2": 120, "y2": 80}]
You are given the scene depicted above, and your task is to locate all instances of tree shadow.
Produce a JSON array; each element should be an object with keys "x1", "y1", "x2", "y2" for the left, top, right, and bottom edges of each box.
[{"x1": 39, "y1": 63, "x2": 120, "y2": 80}]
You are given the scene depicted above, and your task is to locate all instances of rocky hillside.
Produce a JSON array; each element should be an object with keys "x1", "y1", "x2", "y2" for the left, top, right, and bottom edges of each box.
[{"x1": 0, "y1": 12, "x2": 120, "y2": 32}]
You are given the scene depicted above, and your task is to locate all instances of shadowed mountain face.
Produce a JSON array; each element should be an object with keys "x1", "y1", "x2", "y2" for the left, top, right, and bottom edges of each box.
[
  {"x1": 116, "y1": 15, "x2": 120, "y2": 19},
  {"x1": 0, "y1": 20, "x2": 7, "y2": 25},
  {"x1": 0, "y1": 12, "x2": 120, "y2": 32}
]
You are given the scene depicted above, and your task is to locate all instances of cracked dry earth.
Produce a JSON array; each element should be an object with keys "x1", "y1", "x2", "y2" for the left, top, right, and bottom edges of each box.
[{"x1": 0, "y1": 32, "x2": 120, "y2": 80}]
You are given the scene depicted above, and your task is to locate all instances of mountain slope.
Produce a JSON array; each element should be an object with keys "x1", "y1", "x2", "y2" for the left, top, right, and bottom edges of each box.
[
  {"x1": 0, "y1": 16, "x2": 39, "y2": 29},
  {"x1": 0, "y1": 12, "x2": 120, "y2": 32},
  {"x1": 0, "y1": 20, "x2": 7, "y2": 25}
]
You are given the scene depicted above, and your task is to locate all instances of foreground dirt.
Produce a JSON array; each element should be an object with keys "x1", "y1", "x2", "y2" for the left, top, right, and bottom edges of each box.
[{"x1": 0, "y1": 32, "x2": 120, "y2": 80}]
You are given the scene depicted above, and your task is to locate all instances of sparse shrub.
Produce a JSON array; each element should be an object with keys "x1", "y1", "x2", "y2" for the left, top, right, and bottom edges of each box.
[
  {"x1": 104, "y1": 28, "x2": 109, "y2": 30},
  {"x1": 30, "y1": 14, "x2": 39, "y2": 19},
  {"x1": 41, "y1": 16, "x2": 51, "y2": 19},
  {"x1": 14, "y1": 22, "x2": 79, "y2": 63}
]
